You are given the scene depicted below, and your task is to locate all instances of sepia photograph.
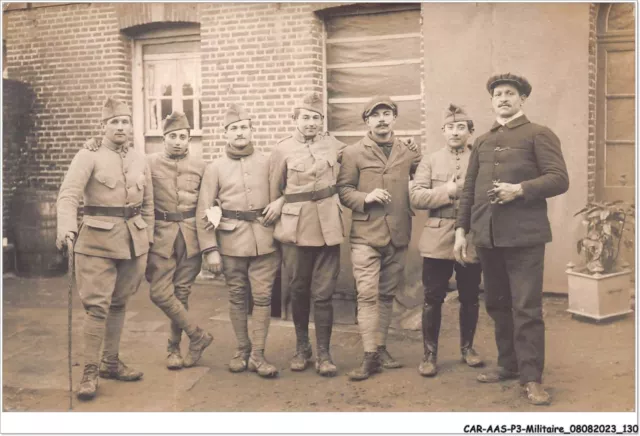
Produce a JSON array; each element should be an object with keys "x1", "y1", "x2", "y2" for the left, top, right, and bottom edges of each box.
[{"x1": 1, "y1": 0, "x2": 637, "y2": 433}]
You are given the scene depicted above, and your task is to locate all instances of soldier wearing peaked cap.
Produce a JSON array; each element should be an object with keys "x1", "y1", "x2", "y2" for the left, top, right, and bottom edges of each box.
[
  {"x1": 337, "y1": 95, "x2": 422, "y2": 381},
  {"x1": 268, "y1": 92, "x2": 348, "y2": 377},
  {"x1": 82, "y1": 110, "x2": 214, "y2": 371},
  {"x1": 410, "y1": 103, "x2": 484, "y2": 378},
  {"x1": 455, "y1": 73, "x2": 569, "y2": 405},
  {"x1": 197, "y1": 104, "x2": 282, "y2": 378},
  {"x1": 57, "y1": 97, "x2": 154, "y2": 401}
]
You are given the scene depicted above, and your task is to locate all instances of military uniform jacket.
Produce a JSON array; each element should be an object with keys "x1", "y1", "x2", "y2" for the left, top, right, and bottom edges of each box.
[
  {"x1": 456, "y1": 115, "x2": 569, "y2": 248},
  {"x1": 410, "y1": 144, "x2": 478, "y2": 262},
  {"x1": 197, "y1": 149, "x2": 276, "y2": 257},
  {"x1": 57, "y1": 139, "x2": 154, "y2": 259},
  {"x1": 147, "y1": 151, "x2": 207, "y2": 259},
  {"x1": 338, "y1": 135, "x2": 422, "y2": 248},
  {"x1": 269, "y1": 129, "x2": 347, "y2": 247}
]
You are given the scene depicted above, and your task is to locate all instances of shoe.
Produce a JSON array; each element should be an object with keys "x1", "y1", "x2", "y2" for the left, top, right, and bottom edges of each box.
[
  {"x1": 418, "y1": 352, "x2": 438, "y2": 377},
  {"x1": 477, "y1": 366, "x2": 519, "y2": 383},
  {"x1": 76, "y1": 364, "x2": 99, "y2": 401},
  {"x1": 229, "y1": 349, "x2": 251, "y2": 373},
  {"x1": 248, "y1": 352, "x2": 279, "y2": 378},
  {"x1": 377, "y1": 345, "x2": 402, "y2": 369},
  {"x1": 315, "y1": 350, "x2": 337, "y2": 377},
  {"x1": 348, "y1": 351, "x2": 381, "y2": 381},
  {"x1": 183, "y1": 330, "x2": 213, "y2": 368},
  {"x1": 524, "y1": 382, "x2": 551, "y2": 405},
  {"x1": 99, "y1": 358, "x2": 143, "y2": 381},
  {"x1": 166, "y1": 341, "x2": 183, "y2": 370},
  {"x1": 290, "y1": 342, "x2": 313, "y2": 372},
  {"x1": 461, "y1": 347, "x2": 484, "y2": 367}
]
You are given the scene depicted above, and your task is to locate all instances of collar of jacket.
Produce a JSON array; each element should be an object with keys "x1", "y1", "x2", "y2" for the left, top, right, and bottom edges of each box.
[
  {"x1": 446, "y1": 143, "x2": 471, "y2": 154},
  {"x1": 490, "y1": 114, "x2": 530, "y2": 131},
  {"x1": 164, "y1": 149, "x2": 189, "y2": 160},
  {"x1": 293, "y1": 128, "x2": 322, "y2": 144},
  {"x1": 102, "y1": 137, "x2": 129, "y2": 155},
  {"x1": 362, "y1": 133, "x2": 399, "y2": 149}
]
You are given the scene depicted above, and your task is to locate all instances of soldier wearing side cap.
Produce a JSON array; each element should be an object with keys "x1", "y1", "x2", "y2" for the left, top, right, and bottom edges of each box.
[
  {"x1": 83, "y1": 111, "x2": 214, "y2": 370},
  {"x1": 454, "y1": 73, "x2": 569, "y2": 405},
  {"x1": 337, "y1": 96, "x2": 422, "y2": 381},
  {"x1": 197, "y1": 104, "x2": 282, "y2": 378},
  {"x1": 410, "y1": 104, "x2": 484, "y2": 378},
  {"x1": 268, "y1": 93, "x2": 347, "y2": 377},
  {"x1": 56, "y1": 97, "x2": 154, "y2": 401}
]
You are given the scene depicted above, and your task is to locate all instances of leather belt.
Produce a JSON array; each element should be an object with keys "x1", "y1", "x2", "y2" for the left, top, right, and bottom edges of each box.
[
  {"x1": 84, "y1": 205, "x2": 141, "y2": 219},
  {"x1": 284, "y1": 185, "x2": 337, "y2": 203},
  {"x1": 155, "y1": 209, "x2": 196, "y2": 222},
  {"x1": 430, "y1": 207, "x2": 457, "y2": 219},
  {"x1": 221, "y1": 208, "x2": 265, "y2": 221}
]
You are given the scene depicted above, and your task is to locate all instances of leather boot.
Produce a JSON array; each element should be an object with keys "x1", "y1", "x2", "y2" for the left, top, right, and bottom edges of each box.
[
  {"x1": 523, "y1": 381, "x2": 551, "y2": 405},
  {"x1": 248, "y1": 351, "x2": 279, "y2": 378},
  {"x1": 419, "y1": 303, "x2": 441, "y2": 377},
  {"x1": 377, "y1": 345, "x2": 402, "y2": 369},
  {"x1": 229, "y1": 348, "x2": 251, "y2": 373},
  {"x1": 166, "y1": 340, "x2": 183, "y2": 370},
  {"x1": 77, "y1": 364, "x2": 99, "y2": 401},
  {"x1": 348, "y1": 351, "x2": 381, "y2": 381},
  {"x1": 290, "y1": 294, "x2": 312, "y2": 371},
  {"x1": 314, "y1": 301, "x2": 336, "y2": 377},
  {"x1": 290, "y1": 338, "x2": 313, "y2": 371},
  {"x1": 183, "y1": 328, "x2": 214, "y2": 368},
  {"x1": 460, "y1": 302, "x2": 484, "y2": 367},
  {"x1": 99, "y1": 356, "x2": 143, "y2": 381}
]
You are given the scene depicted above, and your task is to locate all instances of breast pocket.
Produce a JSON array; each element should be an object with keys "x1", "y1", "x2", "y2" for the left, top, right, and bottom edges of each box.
[
  {"x1": 287, "y1": 159, "x2": 307, "y2": 187},
  {"x1": 432, "y1": 173, "x2": 449, "y2": 188},
  {"x1": 95, "y1": 173, "x2": 117, "y2": 189},
  {"x1": 183, "y1": 175, "x2": 201, "y2": 191}
]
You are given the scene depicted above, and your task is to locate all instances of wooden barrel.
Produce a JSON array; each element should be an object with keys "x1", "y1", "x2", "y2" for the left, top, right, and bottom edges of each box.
[{"x1": 11, "y1": 188, "x2": 67, "y2": 276}]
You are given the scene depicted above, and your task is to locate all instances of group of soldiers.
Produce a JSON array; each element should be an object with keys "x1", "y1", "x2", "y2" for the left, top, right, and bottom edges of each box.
[{"x1": 56, "y1": 72, "x2": 569, "y2": 406}]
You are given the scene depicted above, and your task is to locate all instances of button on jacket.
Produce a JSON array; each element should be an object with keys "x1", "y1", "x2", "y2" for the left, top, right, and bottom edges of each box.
[
  {"x1": 410, "y1": 144, "x2": 478, "y2": 261},
  {"x1": 147, "y1": 150, "x2": 207, "y2": 259},
  {"x1": 57, "y1": 140, "x2": 154, "y2": 259},
  {"x1": 269, "y1": 130, "x2": 347, "y2": 247},
  {"x1": 338, "y1": 135, "x2": 422, "y2": 248},
  {"x1": 456, "y1": 115, "x2": 569, "y2": 248},
  {"x1": 197, "y1": 150, "x2": 276, "y2": 257}
]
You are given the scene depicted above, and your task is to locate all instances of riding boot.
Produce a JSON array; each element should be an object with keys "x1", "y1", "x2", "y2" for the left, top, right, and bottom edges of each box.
[
  {"x1": 419, "y1": 303, "x2": 441, "y2": 377},
  {"x1": 314, "y1": 300, "x2": 337, "y2": 377},
  {"x1": 460, "y1": 302, "x2": 484, "y2": 366},
  {"x1": 290, "y1": 291, "x2": 312, "y2": 371}
]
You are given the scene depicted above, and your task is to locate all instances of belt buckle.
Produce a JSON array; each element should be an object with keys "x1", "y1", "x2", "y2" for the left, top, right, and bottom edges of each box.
[
  {"x1": 235, "y1": 210, "x2": 241, "y2": 220},
  {"x1": 310, "y1": 190, "x2": 317, "y2": 201},
  {"x1": 163, "y1": 211, "x2": 168, "y2": 221}
]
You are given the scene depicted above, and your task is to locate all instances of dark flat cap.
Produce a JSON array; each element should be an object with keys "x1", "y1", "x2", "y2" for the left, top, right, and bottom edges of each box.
[
  {"x1": 486, "y1": 73, "x2": 532, "y2": 97},
  {"x1": 362, "y1": 95, "x2": 398, "y2": 121}
]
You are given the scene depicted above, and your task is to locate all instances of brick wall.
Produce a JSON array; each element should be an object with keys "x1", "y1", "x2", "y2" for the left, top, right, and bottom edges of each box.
[
  {"x1": 4, "y1": 3, "x2": 132, "y2": 190},
  {"x1": 198, "y1": 3, "x2": 324, "y2": 161},
  {"x1": 587, "y1": 3, "x2": 598, "y2": 203}
]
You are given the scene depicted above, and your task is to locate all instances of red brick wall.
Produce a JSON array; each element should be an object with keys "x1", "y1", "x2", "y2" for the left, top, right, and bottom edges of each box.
[
  {"x1": 198, "y1": 3, "x2": 324, "y2": 161},
  {"x1": 4, "y1": 3, "x2": 132, "y2": 189}
]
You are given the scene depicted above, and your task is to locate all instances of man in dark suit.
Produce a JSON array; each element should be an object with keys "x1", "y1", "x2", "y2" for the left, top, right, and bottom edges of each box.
[
  {"x1": 454, "y1": 73, "x2": 569, "y2": 405},
  {"x1": 338, "y1": 96, "x2": 422, "y2": 381}
]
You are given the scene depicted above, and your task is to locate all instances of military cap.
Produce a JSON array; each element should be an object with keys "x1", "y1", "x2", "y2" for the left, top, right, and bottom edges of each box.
[
  {"x1": 224, "y1": 103, "x2": 251, "y2": 128},
  {"x1": 362, "y1": 95, "x2": 398, "y2": 121},
  {"x1": 163, "y1": 111, "x2": 191, "y2": 135},
  {"x1": 295, "y1": 92, "x2": 324, "y2": 116},
  {"x1": 486, "y1": 73, "x2": 532, "y2": 97},
  {"x1": 101, "y1": 97, "x2": 131, "y2": 121},
  {"x1": 443, "y1": 103, "x2": 472, "y2": 125}
]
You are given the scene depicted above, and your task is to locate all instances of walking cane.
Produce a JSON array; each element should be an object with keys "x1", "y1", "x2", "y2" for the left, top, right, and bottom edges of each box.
[{"x1": 65, "y1": 237, "x2": 75, "y2": 410}]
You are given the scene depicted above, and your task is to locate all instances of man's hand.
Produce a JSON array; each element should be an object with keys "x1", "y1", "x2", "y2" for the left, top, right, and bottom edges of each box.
[
  {"x1": 56, "y1": 231, "x2": 75, "y2": 251},
  {"x1": 365, "y1": 188, "x2": 392, "y2": 205},
  {"x1": 262, "y1": 197, "x2": 284, "y2": 226},
  {"x1": 453, "y1": 227, "x2": 468, "y2": 266},
  {"x1": 83, "y1": 137, "x2": 101, "y2": 152},
  {"x1": 488, "y1": 182, "x2": 523, "y2": 205},
  {"x1": 203, "y1": 250, "x2": 223, "y2": 274},
  {"x1": 446, "y1": 174, "x2": 458, "y2": 199},
  {"x1": 401, "y1": 137, "x2": 419, "y2": 153}
]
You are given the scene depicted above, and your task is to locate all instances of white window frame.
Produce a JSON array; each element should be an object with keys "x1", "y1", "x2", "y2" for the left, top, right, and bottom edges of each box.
[{"x1": 132, "y1": 27, "x2": 201, "y2": 153}]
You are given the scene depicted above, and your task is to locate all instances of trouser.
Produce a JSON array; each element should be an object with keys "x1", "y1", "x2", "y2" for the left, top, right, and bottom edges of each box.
[
  {"x1": 476, "y1": 244, "x2": 546, "y2": 384},
  {"x1": 281, "y1": 243, "x2": 340, "y2": 354},
  {"x1": 75, "y1": 251, "x2": 147, "y2": 366},
  {"x1": 146, "y1": 231, "x2": 202, "y2": 345},
  {"x1": 350, "y1": 242, "x2": 407, "y2": 353},
  {"x1": 421, "y1": 257, "x2": 482, "y2": 355},
  {"x1": 221, "y1": 251, "x2": 280, "y2": 353}
]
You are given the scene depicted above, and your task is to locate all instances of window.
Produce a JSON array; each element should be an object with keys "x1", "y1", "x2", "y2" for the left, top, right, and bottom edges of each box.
[{"x1": 324, "y1": 7, "x2": 422, "y2": 145}]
